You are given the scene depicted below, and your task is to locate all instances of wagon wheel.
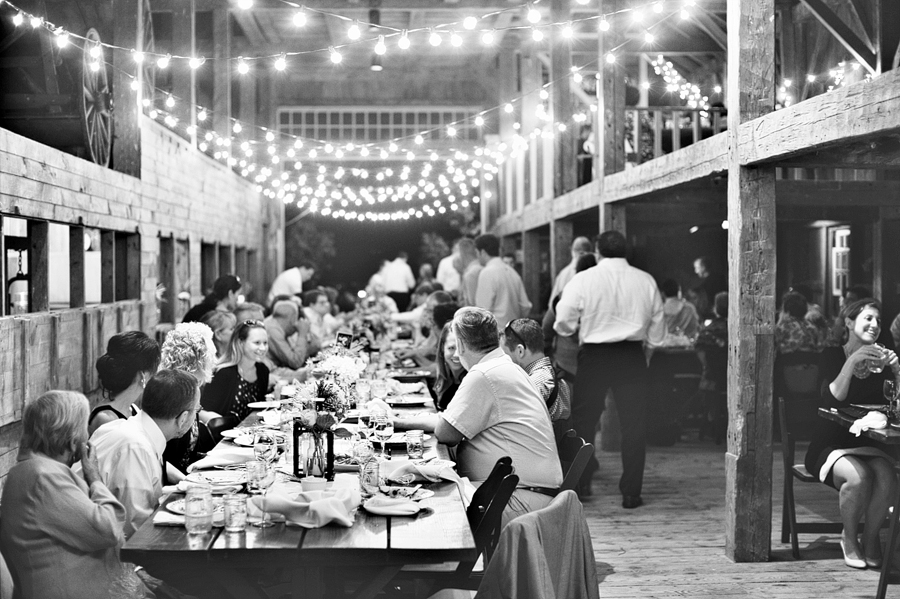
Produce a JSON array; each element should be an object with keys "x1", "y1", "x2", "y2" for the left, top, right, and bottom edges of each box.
[
  {"x1": 81, "y1": 28, "x2": 112, "y2": 167},
  {"x1": 141, "y1": 0, "x2": 157, "y2": 108}
]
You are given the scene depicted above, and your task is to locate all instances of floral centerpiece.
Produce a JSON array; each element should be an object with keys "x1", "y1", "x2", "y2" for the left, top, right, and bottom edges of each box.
[{"x1": 291, "y1": 378, "x2": 353, "y2": 479}]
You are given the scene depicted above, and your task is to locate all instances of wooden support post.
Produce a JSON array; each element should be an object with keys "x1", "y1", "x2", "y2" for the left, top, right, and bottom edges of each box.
[
  {"x1": 604, "y1": 203, "x2": 627, "y2": 237},
  {"x1": 875, "y1": 0, "x2": 900, "y2": 74},
  {"x1": 101, "y1": 231, "x2": 115, "y2": 304},
  {"x1": 599, "y1": 0, "x2": 625, "y2": 177},
  {"x1": 111, "y1": 0, "x2": 142, "y2": 176},
  {"x1": 238, "y1": 70, "x2": 257, "y2": 129},
  {"x1": 551, "y1": 219, "x2": 574, "y2": 287},
  {"x1": 725, "y1": 0, "x2": 777, "y2": 563},
  {"x1": 115, "y1": 233, "x2": 142, "y2": 301},
  {"x1": 874, "y1": 211, "x2": 900, "y2": 322},
  {"x1": 497, "y1": 46, "x2": 517, "y2": 140},
  {"x1": 212, "y1": 6, "x2": 232, "y2": 143},
  {"x1": 171, "y1": 0, "x2": 196, "y2": 142},
  {"x1": 521, "y1": 46, "x2": 540, "y2": 206},
  {"x1": 522, "y1": 229, "x2": 541, "y2": 312},
  {"x1": 69, "y1": 226, "x2": 85, "y2": 308},
  {"x1": 550, "y1": 0, "x2": 576, "y2": 196},
  {"x1": 27, "y1": 221, "x2": 48, "y2": 313}
]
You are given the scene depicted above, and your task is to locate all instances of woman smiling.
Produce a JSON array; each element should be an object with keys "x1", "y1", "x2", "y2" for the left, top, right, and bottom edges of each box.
[{"x1": 201, "y1": 320, "x2": 270, "y2": 423}]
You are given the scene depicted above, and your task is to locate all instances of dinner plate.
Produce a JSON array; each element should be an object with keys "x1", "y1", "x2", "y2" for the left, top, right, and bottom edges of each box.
[
  {"x1": 386, "y1": 395, "x2": 429, "y2": 406},
  {"x1": 185, "y1": 470, "x2": 246, "y2": 486},
  {"x1": 387, "y1": 370, "x2": 432, "y2": 379},
  {"x1": 362, "y1": 498, "x2": 423, "y2": 516},
  {"x1": 166, "y1": 497, "x2": 226, "y2": 516},
  {"x1": 233, "y1": 433, "x2": 286, "y2": 447},
  {"x1": 220, "y1": 429, "x2": 243, "y2": 439},
  {"x1": 248, "y1": 401, "x2": 283, "y2": 409}
]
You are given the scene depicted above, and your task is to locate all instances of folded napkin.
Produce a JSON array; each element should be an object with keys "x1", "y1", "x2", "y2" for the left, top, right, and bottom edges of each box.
[
  {"x1": 384, "y1": 460, "x2": 460, "y2": 484},
  {"x1": 250, "y1": 488, "x2": 361, "y2": 528},
  {"x1": 153, "y1": 510, "x2": 224, "y2": 528},
  {"x1": 850, "y1": 411, "x2": 888, "y2": 436},
  {"x1": 187, "y1": 447, "x2": 255, "y2": 472},
  {"x1": 362, "y1": 496, "x2": 421, "y2": 516},
  {"x1": 365, "y1": 397, "x2": 394, "y2": 416}
]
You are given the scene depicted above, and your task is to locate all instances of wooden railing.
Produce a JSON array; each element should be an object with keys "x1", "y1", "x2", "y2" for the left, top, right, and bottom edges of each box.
[{"x1": 625, "y1": 106, "x2": 727, "y2": 166}]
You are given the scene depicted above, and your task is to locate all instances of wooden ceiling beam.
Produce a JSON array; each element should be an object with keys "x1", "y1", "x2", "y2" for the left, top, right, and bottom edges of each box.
[
  {"x1": 778, "y1": 136, "x2": 900, "y2": 169},
  {"x1": 799, "y1": 0, "x2": 876, "y2": 74},
  {"x1": 232, "y1": 10, "x2": 269, "y2": 45},
  {"x1": 691, "y1": 11, "x2": 727, "y2": 51}
]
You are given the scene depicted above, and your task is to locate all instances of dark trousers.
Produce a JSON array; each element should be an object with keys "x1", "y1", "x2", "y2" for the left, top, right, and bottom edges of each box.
[
  {"x1": 387, "y1": 291, "x2": 411, "y2": 312},
  {"x1": 572, "y1": 341, "x2": 649, "y2": 497}
]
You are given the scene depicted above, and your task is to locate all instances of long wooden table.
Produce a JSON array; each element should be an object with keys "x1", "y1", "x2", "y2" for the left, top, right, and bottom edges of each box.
[
  {"x1": 122, "y1": 402, "x2": 475, "y2": 599},
  {"x1": 818, "y1": 407, "x2": 900, "y2": 599}
]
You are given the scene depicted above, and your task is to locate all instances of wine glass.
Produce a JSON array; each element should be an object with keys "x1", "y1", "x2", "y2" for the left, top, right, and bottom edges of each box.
[
  {"x1": 250, "y1": 464, "x2": 277, "y2": 528},
  {"x1": 372, "y1": 411, "x2": 394, "y2": 459},
  {"x1": 884, "y1": 380, "x2": 895, "y2": 404},
  {"x1": 254, "y1": 431, "x2": 277, "y2": 464},
  {"x1": 371, "y1": 380, "x2": 388, "y2": 402}
]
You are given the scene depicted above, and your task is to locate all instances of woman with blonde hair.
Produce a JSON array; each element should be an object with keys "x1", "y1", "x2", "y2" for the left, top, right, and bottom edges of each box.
[
  {"x1": 199, "y1": 310, "x2": 236, "y2": 358},
  {"x1": 201, "y1": 320, "x2": 270, "y2": 423},
  {"x1": 0, "y1": 390, "x2": 147, "y2": 598}
]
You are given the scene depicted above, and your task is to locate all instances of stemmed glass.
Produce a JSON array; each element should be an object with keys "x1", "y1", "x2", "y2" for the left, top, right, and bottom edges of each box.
[
  {"x1": 372, "y1": 409, "x2": 394, "y2": 459},
  {"x1": 249, "y1": 463, "x2": 276, "y2": 528},
  {"x1": 884, "y1": 380, "x2": 895, "y2": 404},
  {"x1": 254, "y1": 431, "x2": 278, "y2": 464}
]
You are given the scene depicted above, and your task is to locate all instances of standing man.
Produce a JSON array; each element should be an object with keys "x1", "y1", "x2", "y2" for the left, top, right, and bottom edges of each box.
[
  {"x1": 381, "y1": 251, "x2": 416, "y2": 311},
  {"x1": 267, "y1": 261, "x2": 316, "y2": 305},
  {"x1": 435, "y1": 240, "x2": 461, "y2": 295},
  {"x1": 554, "y1": 231, "x2": 665, "y2": 508},
  {"x1": 474, "y1": 234, "x2": 532, "y2": 328},
  {"x1": 549, "y1": 236, "x2": 593, "y2": 306},
  {"x1": 456, "y1": 238, "x2": 482, "y2": 307}
]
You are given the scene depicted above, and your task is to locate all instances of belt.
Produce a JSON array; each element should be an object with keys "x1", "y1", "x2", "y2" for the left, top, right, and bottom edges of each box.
[{"x1": 519, "y1": 486, "x2": 559, "y2": 497}]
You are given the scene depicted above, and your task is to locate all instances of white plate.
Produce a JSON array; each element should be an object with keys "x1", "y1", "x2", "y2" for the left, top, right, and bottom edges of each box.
[
  {"x1": 166, "y1": 497, "x2": 226, "y2": 516},
  {"x1": 380, "y1": 487, "x2": 434, "y2": 501},
  {"x1": 233, "y1": 435, "x2": 255, "y2": 447},
  {"x1": 248, "y1": 401, "x2": 283, "y2": 409},
  {"x1": 386, "y1": 395, "x2": 428, "y2": 406},
  {"x1": 362, "y1": 498, "x2": 423, "y2": 516},
  {"x1": 220, "y1": 429, "x2": 243, "y2": 439},
  {"x1": 185, "y1": 470, "x2": 246, "y2": 486}
]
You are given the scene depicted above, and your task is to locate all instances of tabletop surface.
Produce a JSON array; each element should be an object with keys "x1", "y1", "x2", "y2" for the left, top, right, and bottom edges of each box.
[
  {"x1": 818, "y1": 406, "x2": 900, "y2": 445},
  {"x1": 122, "y1": 392, "x2": 476, "y2": 571}
]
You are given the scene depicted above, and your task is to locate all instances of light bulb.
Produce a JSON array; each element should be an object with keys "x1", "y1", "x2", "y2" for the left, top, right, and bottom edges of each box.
[
  {"x1": 374, "y1": 35, "x2": 386, "y2": 55},
  {"x1": 562, "y1": 23, "x2": 573, "y2": 38},
  {"x1": 713, "y1": 85, "x2": 722, "y2": 94},
  {"x1": 11, "y1": 12, "x2": 23, "y2": 26},
  {"x1": 149, "y1": 109, "x2": 158, "y2": 119},
  {"x1": 806, "y1": 74, "x2": 816, "y2": 83},
  {"x1": 429, "y1": 29, "x2": 442, "y2": 46},
  {"x1": 233, "y1": 122, "x2": 242, "y2": 133},
  {"x1": 89, "y1": 44, "x2": 102, "y2": 59},
  {"x1": 188, "y1": 56, "x2": 205, "y2": 69},
  {"x1": 447, "y1": 126, "x2": 457, "y2": 137},
  {"x1": 130, "y1": 79, "x2": 139, "y2": 91},
  {"x1": 329, "y1": 47, "x2": 342, "y2": 64},
  {"x1": 347, "y1": 21, "x2": 361, "y2": 40},
  {"x1": 532, "y1": 28, "x2": 543, "y2": 42},
  {"x1": 527, "y1": 5, "x2": 541, "y2": 23},
  {"x1": 30, "y1": 16, "x2": 41, "y2": 28},
  {"x1": 606, "y1": 53, "x2": 616, "y2": 64},
  {"x1": 197, "y1": 109, "x2": 207, "y2": 121},
  {"x1": 573, "y1": 72, "x2": 583, "y2": 83},
  {"x1": 482, "y1": 30, "x2": 495, "y2": 45},
  {"x1": 654, "y1": 2, "x2": 663, "y2": 13},
  {"x1": 389, "y1": 142, "x2": 398, "y2": 152},
  {"x1": 599, "y1": 18, "x2": 609, "y2": 31},
  {"x1": 450, "y1": 31, "x2": 462, "y2": 47},
  {"x1": 274, "y1": 53, "x2": 287, "y2": 71},
  {"x1": 398, "y1": 31, "x2": 410, "y2": 50},
  {"x1": 293, "y1": 10, "x2": 306, "y2": 27},
  {"x1": 133, "y1": 51, "x2": 144, "y2": 63},
  {"x1": 539, "y1": 89, "x2": 549, "y2": 100},
  {"x1": 157, "y1": 54, "x2": 170, "y2": 69},
  {"x1": 55, "y1": 31, "x2": 69, "y2": 48},
  {"x1": 237, "y1": 0, "x2": 252, "y2": 9},
  {"x1": 475, "y1": 115, "x2": 485, "y2": 127},
  {"x1": 415, "y1": 135, "x2": 424, "y2": 144},
  {"x1": 644, "y1": 32, "x2": 654, "y2": 43},
  {"x1": 165, "y1": 95, "x2": 175, "y2": 108},
  {"x1": 237, "y1": 58, "x2": 249, "y2": 74},
  {"x1": 90, "y1": 61, "x2": 100, "y2": 72},
  {"x1": 681, "y1": 9, "x2": 690, "y2": 19},
  {"x1": 504, "y1": 103, "x2": 513, "y2": 113},
  {"x1": 463, "y1": 16, "x2": 477, "y2": 30}
]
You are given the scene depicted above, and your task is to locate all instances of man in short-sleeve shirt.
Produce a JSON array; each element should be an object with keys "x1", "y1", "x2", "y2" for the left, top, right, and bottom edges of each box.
[{"x1": 440, "y1": 307, "x2": 562, "y2": 525}]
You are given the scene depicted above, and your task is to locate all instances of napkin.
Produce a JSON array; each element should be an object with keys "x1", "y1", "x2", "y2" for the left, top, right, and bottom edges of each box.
[
  {"x1": 850, "y1": 411, "x2": 888, "y2": 436},
  {"x1": 250, "y1": 488, "x2": 361, "y2": 528},
  {"x1": 384, "y1": 460, "x2": 460, "y2": 484},
  {"x1": 362, "y1": 496, "x2": 421, "y2": 516},
  {"x1": 187, "y1": 447, "x2": 255, "y2": 472},
  {"x1": 152, "y1": 510, "x2": 224, "y2": 528}
]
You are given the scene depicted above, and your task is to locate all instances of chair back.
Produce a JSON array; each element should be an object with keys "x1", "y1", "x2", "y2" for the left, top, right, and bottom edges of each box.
[
  {"x1": 466, "y1": 456, "x2": 512, "y2": 529},
  {"x1": 469, "y1": 473, "x2": 519, "y2": 568},
  {"x1": 557, "y1": 430, "x2": 593, "y2": 494},
  {"x1": 197, "y1": 416, "x2": 237, "y2": 453}
]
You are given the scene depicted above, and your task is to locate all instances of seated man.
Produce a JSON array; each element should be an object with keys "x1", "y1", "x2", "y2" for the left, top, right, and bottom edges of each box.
[
  {"x1": 265, "y1": 299, "x2": 311, "y2": 379},
  {"x1": 234, "y1": 302, "x2": 265, "y2": 324},
  {"x1": 500, "y1": 317, "x2": 571, "y2": 438},
  {"x1": 303, "y1": 289, "x2": 340, "y2": 353},
  {"x1": 395, "y1": 307, "x2": 562, "y2": 525},
  {"x1": 90, "y1": 369, "x2": 201, "y2": 538}
]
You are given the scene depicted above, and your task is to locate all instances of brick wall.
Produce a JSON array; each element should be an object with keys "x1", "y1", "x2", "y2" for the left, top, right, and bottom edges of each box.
[{"x1": 0, "y1": 117, "x2": 282, "y2": 491}]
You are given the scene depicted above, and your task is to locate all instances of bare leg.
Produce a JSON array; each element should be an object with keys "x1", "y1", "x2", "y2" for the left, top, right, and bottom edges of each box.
[
  {"x1": 861, "y1": 457, "x2": 898, "y2": 563},
  {"x1": 832, "y1": 456, "x2": 874, "y2": 562}
]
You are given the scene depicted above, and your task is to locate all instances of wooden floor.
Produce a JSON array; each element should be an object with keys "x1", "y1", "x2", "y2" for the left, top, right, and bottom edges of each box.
[{"x1": 587, "y1": 435, "x2": 900, "y2": 598}]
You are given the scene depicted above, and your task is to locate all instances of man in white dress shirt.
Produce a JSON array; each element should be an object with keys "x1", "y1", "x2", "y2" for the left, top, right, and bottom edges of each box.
[
  {"x1": 267, "y1": 261, "x2": 316, "y2": 305},
  {"x1": 435, "y1": 240, "x2": 462, "y2": 294},
  {"x1": 473, "y1": 234, "x2": 532, "y2": 328},
  {"x1": 91, "y1": 369, "x2": 201, "y2": 537},
  {"x1": 381, "y1": 251, "x2": 417, "y2": 311},
  {"x1": 554, "y1": 231, "x2": 665, "y2": 508}
]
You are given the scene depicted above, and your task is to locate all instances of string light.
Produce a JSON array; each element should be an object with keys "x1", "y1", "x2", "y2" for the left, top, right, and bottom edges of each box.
[
  {"x1": 188, "y1": 56, "x2": 205, "y2": 69},
  {"x1": 197, "y1": 109, "x2": 207, "y2": 122},
  {"x1": 11, "y1": 11, "x2": 23, "y2": 26},
  {"x1": 237, "y1": 58, "x2": 249, "y2": 74},
  {"x1": 605, "y1": 53, "x2": 616, "y2": 64},
  {"x1": 526, "y1": 4, "x2": 541, "y2": 24},
  {"x1": 29, "y1": 15, "x2": 40, "y2": 28},
  {"x1": 598, "y1": 18, "x2": 609, "y2": 31},
  {"x1": 398, "y1": 30, "x2": 410, "y2": 50},
  {"x1": 165, "y1": 94, "x2": 175, "y2": 108},
  {"x1": 237, "y1": 0, "x2": 252, "y2": 9},
  {"x1": 274, "y1": 53, "x2": 287, "y2": 71},
  {"x1": 428, "y1": 29, "x2": 442, "y2": 47},
  {"x1": 347, "y1": 21, "x2": 361, "y2": 41},
  {"x1": 293, "y1": 10, "x2": 307, "y2": 27},
  {"x1": 463, "y1": 16, "x2": 477, "y2": 30},
  {"x1": 157, "y1": 54, "x2": 170, "y2": 69},
  {"x1": 329, "y1": 47, "x2": 342, "y2": 64},
  {"x1": 450, "y1": 31, "x2": 462, "y2": 47},
  {"x1": 374, "y1": 35, "x2": 386, "y2": 55},
  {"x1": 562, "y1": 22, "x2": 574, "y2": 38},
  {"x1": 55, "y1": 30, "x2": 69, "y2": 48},
  {"x1": 532, "y1": 28, "x2": 543, "y2": 42},
  {"x1": 482, "y1": 30, "x2": 495, "y2": 45},
  {"x1": 132, "y1": 50, "x2": 144, "y2": 63}
]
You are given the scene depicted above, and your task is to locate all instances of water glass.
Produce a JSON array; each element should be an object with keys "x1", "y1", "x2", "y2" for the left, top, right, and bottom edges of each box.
[
  {"x1": 371, "y1": 380, "x2": 388, "y2": 401},
  {"x1": 223, "y1": 494, "x2": 248, "y2": 532},
  {"x1": 245, "y1": 460, "x2": 268, "y2": 494},
  {"x1": 184, "y1": 485, "x2": 213, "y2": 534},
  {"x1": 356, "y1": 379, "x2": 371, "y2": 403},
  {"x1": 869, "y1": 343, "x2": 888, "y2": 374},
  {"x1": 405, "y1": 430, "x2": 424, "y2": 460},
  {"x1": 352, "y1": 437, "x2": 375, "y2": 464},
  {"x1": 254, "y1": 431, "x2": 277, "y2": 464}
]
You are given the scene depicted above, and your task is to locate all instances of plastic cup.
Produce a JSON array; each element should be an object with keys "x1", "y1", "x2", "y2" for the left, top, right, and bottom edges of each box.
[
  {"x1": 223, "y1": 494, "x2": 248, "y2": 532},
  {"x1": 184, "y1": 485, "x2": 213, "y2": 534},
  {"x1": 405, "y1": 430, "x2": 424, "y2": 460}
]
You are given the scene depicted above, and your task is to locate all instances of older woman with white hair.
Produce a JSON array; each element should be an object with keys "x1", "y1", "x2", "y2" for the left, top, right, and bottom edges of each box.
[
  {"x1": 0, "y1": 391, "x2": 147, "y2": 599},
  {"x1": 161, "y1": 322, "x2": 218, "y2": 472}
]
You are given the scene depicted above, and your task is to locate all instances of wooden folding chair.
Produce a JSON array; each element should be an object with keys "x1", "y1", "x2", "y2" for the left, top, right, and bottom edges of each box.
[{"x1": 557, "y1": 430, "x2": 594, "y2": 495}]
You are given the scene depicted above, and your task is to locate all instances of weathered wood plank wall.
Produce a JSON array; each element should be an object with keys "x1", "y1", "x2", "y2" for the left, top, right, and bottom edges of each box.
[{"x1": 0, "y1": 116, "x2": 281, "y2": 492}]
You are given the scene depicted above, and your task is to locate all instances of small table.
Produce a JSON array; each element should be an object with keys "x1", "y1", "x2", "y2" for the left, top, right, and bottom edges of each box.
[
  {"x1": 122, "y1": 409, "x2": 474, "y2": 599},
  {"x1": 818, "y1": 407, "x2": 900, "y2": 599}
]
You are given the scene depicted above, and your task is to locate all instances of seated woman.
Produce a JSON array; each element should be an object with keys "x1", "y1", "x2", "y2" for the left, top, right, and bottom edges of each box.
[
  {"x1": 89, "y1": 331, "x2": 161, "y2": 436},
  {"x1": 200, "y1": 309, "x2": 237, "y2": 358},
  {"x1": 201, "y1": 319, "x2": 270, "y2": 423},
  {"x1": 775, "y1": 291, "x2": 823, "y2": 355},
  {"x1": 805, "y1": 298, "x2": 900, "y2": 569},
  {"x1": 0, "y1": 390, "x2": 147, "y2": 599},
  {"x1": 161, "y1": 322, "x2": 219, "y2": 471},
  {"x1": 430, "y1": 323, "x2": 466, "y2": 411}
]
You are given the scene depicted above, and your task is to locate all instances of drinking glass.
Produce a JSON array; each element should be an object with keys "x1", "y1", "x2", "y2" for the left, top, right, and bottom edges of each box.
[
  {"x1": 254, "y1": 431, "x2": 277, "y2": 464},
  {"x1": 405, "y1": 430, "x2": 424, "y2": 460},
  {"x1": 371, "y1": 380, "x2": 388, "y2": 401},
  {"x1": 884, "y1": 380, "x2": 895, "y2": 404},
  {"x1": 352, "y1": 437, "x2": 375, "y2": 465},
  {"x1": 373, "y1": 412, "x2": 394, "y2": 459},
  {"x1": 184, "y1": 485, "x2": 213, "y2": 534},
  {"x1": 249, "y1": 465, "x2": 276, "y2": 528},
  {"x1": 869, "y1": 343, "x2": 887, "y2": 374},
  {"x1": 356, "y1": 379, "x2": 371, "y2": 404},
  {"x1": 223, "y1": 494, "x2": 248, "y2": 532},
  {"x1": 358, "y1": 406, "x2": 372, "y2": 440}
]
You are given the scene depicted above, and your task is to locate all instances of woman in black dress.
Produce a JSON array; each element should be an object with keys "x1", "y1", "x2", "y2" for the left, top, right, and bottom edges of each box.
[
  {"x1": 805, "y1": 298, "x2": 900, "y2": 569},
  {"x1": 89, "y1": 331, "x2": 160, "y2": 436},
  {"x1": 201, "y1": 320, "x2": 269, "y2": 423}
]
